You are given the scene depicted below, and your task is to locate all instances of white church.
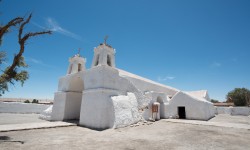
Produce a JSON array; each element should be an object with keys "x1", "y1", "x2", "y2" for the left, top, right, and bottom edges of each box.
[{"x1": 50, "y1": 41, "x2": 215, "y2": 130}]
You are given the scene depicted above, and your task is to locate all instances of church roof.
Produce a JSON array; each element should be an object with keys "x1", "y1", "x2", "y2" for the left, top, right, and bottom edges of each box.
[
  {"x1": 185, "y1": 90, "x2": 210, "y2": 101},
  {"x1": 118, "y1": 68, "x2": 179, "y2": 95}
]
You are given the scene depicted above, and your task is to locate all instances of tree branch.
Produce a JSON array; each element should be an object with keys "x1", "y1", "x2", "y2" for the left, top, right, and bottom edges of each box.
[
  {"x1": 0, "y1": 17, "x2": 23, "y2": 44},
  {"x1": 18, "y1": 14, "x2": 32, "y2": 41},
  {"x1": 19, "y1": 30, "x2": 52, "y2": 45},
  {"x1": 2, "y1": 14, "x2": 52, "y2": 83}
]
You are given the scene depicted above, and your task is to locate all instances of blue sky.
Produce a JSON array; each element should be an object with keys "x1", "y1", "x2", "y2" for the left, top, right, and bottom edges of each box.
[{"x1": 1, "y1": 0, "x2": 250, "y2": 101}]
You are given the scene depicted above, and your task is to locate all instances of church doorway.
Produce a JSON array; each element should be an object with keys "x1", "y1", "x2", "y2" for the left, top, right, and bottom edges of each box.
[{"x1": 178, "y1": 107, "x2": 186, "y2": 119}]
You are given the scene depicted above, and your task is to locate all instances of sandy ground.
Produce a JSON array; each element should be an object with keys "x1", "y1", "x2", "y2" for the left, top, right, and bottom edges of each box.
[
  {"x1": 0, "y1": 113, "x2": 47, "y2": 125},
  {"x1": 210, "y1": 114, "x2": 250, "y2": 125},
  {"x1": 0, "y1": 114, "x2": 250, "y2": 150}
]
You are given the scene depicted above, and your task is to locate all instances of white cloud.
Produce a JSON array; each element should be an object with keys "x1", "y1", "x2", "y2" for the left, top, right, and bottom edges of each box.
[
  {"x1": 158, "y1": 76, "x2": 176, "y2": 81},
  {"x1": 32, "y1": 17, "x2": 83, "y2": 41},
  {"x1": 26, "y1": 57, "x2": 55, "y2": 68},
  {"x1": 46, "y1": 17, "x2": 83, "y2": 41},
  {"x1": 29, "y1": 58, "x2": 42, "y2": 64},
  {"x1": 211, "y1": 62, "x2": 222, "y2": 68}
]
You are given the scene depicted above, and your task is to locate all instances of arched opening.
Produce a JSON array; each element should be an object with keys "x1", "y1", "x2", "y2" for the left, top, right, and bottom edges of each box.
[
  {"x1": 157, "y1": 97, "x2": 164, "y2": 119},
  {"x1": 68, "y1": 64, "x2": 73, "y2": 74},
  {"x1": 107, "y1": 55, "x2": 111, "y2": 66},
  {"x1": 78, "y1": 63, "x2": 82, "y2": 72},
  {"x1": 95, "y1": 54, "x2": 99, "y2": 66}
]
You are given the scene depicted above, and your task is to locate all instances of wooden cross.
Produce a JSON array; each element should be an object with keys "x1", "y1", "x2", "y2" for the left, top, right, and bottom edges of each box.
[
  {"x1": 78, "y1": 48, "x2": 81, "y2": 55},
  {"x1": 104, "y1": 35, "x2": 108, "y2": 44}
]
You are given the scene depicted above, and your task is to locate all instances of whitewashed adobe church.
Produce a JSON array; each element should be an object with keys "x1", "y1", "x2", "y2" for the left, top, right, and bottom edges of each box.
[{"x1": 50, "y1": 40, "x2": 215, "y2": 130}]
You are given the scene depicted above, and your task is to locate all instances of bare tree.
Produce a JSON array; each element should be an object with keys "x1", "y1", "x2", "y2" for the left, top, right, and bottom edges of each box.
[
  {"x1": 0, "y1": 17, "x2": 23, "y2": 44},
  {"x1": 0, "y1": 13, "x2": 52, "y2": 95}
]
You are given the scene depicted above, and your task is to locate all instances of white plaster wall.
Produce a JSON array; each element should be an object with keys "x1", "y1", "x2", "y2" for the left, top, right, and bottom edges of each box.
[
  {"x1": 0, "y1": 102, "x2": 50, "y2": 114},
  {"x1": 165, "y1": 91, "x2": 215, "y2": 120},
  {"x1": 51, "y1": 92, "x2": 66, "y2": 121},
  {"x1": 83, "y1": 66, "x2": 128, "y2": 92},
  {"x1": 83, "y1": 66, "x2": 149, "y2": 109},
  {"x1": 80, "y1": 89, "x2": 119, "y2": 130},
  {"x1": 78, "y1": 65, "x2": 152, "y2": 129},
  {"x1": 111, "y1": 93, "x2": 141, "y2": 128},
  {"x1": 51, "y1": 92, "x2": 82, "y2": 121},
  {"x1": 142, "y1": 92, "x2": 168, "y2": 120},
  {"x1": 67, "y1": 55, "x2": 86, "y2": 74},
  {"x1": 204, "y1": 92, "x2": 211, "y2": 101},
  {"x1": 142, "y1": 92, "x2": 153, "y2": 120},
  {"x1": 57, "y1": 65, "x2": 180, "y2": 129},
  {"x1": 58, "y1": 72, "x2": 84, "y2": 92},
  {"x1": 91, "y1": 44, "x2": 115, "y2": 68},
  {"x1": 152, "y1": 92, "x2": 167, "y2": 119}
]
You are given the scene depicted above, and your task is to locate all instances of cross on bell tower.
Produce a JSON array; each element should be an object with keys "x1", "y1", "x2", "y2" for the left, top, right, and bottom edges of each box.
[
  {"x1": 77, "y1": 48, "x2": 81, "y2": 56},
  {"x1": 104, "y1": 35, "x2": 108, "y2": 45},
  {"x1": 66, "y1": 47, "x2": 86, "y2": 74},
  {"x1": 91, "y1": 37, "x2": 116, "y2": 68}
]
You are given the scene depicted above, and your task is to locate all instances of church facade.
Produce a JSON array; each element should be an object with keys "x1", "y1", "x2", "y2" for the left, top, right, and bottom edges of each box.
[{"x1": 51, "y1": 42, "x2": 215, "y2": 130}]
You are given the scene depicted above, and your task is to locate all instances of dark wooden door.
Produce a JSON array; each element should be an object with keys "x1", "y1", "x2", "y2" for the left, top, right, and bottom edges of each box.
[{"x1": 178, "y1": 107, "x2": 186, "y2": 119}]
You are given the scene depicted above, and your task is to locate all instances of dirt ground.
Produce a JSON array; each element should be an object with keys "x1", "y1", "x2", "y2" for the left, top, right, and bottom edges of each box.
[
  {"x1": 0, "y1": 116, "x2": 250, "y2": 150},
  {"x1": 209, "y1": 114, "x2": 250, "y2": 125},
  {"x1": 0, "y1": 113, "x2": 47, "y2": 125}
]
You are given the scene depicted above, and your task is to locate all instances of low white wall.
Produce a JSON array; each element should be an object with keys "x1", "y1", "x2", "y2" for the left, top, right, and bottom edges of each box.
[
  {"x1": 215, "y1": 107, "x2": 250, "y2": 116},
  {"x1": 216, "y1": 107, "x2": 232, "y2": 115},
  {"x1": 0, "y1": 102, "x2": 50, "y2": 114},
  {"x1": 231, "y1": 107, "x2": 250, "y2": 115}
]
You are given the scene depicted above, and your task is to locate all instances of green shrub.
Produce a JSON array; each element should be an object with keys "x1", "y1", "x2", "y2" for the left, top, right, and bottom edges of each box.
[
  {"x1": 211, "y1": 99, "x2": 219, "y2": 103},
  {"x1": 226, "y1": 88, "x2": 250, "y2": 106},
  {"x1": 32, "y1": 99, "x2": 39, "y2": 103},
  {"x1": 24, "y1": 100, "x2": 30, "y2": 103}
]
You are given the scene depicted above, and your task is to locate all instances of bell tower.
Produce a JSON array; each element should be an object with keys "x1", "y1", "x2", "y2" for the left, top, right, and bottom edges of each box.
[
  {"x1": 67, "y1": 53, "x2": 86, "y2": 74},
  {"x1": 91, "y1": 36, "x2": 116, "y2": 68}
]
